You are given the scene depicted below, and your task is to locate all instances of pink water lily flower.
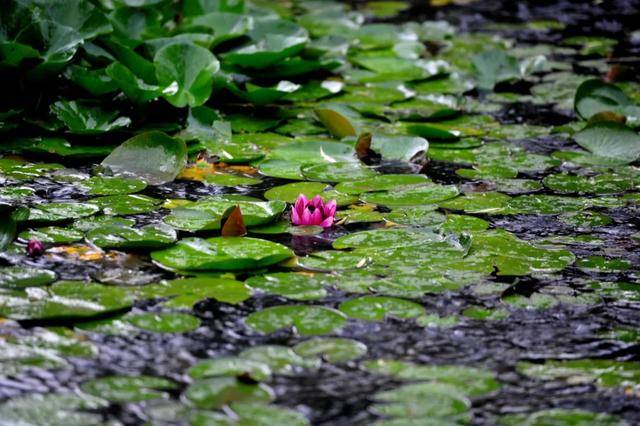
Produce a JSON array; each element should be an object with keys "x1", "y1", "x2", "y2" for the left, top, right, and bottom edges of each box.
[{"x1": 291, "y1": 194, "x2": 336, "y2": 228}]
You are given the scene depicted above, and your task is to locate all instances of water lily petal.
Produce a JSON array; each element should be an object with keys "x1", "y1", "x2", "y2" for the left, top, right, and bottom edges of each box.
[
  {"x1": 301, "y1": 207, "x2": 313, "y2": 226},
  {"x1": 323, "y1": 200, "x2": 337, "y2": 218},
  {"x1": 320, "y1": 216, "x2": 334, "y2": 228},
  {"x1": 310, "y1": 195, "x2": 324, "y2": 209},
  {"x1": 309, "y1": 208, "x2": 323, "y2": 225}
]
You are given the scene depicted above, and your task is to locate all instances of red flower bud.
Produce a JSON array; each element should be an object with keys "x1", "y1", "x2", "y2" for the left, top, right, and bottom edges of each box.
[{"x1": 26, "y1": 240, "x2": 45, "y2": 257}]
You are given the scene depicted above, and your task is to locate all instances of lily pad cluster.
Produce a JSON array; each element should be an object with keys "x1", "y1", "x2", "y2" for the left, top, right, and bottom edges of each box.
[{"x1": 1, "y1": 0, "x2": 640, "y2": 425}]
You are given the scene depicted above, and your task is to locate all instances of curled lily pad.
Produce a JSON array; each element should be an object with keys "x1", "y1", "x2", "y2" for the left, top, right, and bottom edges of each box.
[
  {"x1": 314, "y1": 107, "x2": 358, "y2": 139},
  {"x1": 574, "y1": 78, "x2": 639, "y2": 122},
  {"x1": 369, "y1": 134, "x2": 429, "y2": 162},
  {"x1": 151, "y1": 237, "x2": 294, "y2": 271},
  {"x1": 246, "y1": 305, "x2": 346, "y2": 336}
]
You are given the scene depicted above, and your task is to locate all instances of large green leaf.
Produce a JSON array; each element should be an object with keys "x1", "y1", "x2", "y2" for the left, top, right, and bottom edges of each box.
[
  {"x1": 574, "y1": 78, "x2": 640, "y2": 122},
  {"x1": 573, "y1": 122, "x2": 640, "y2": 163},
  {"x1": 50, "y1": 100, "x2": 131, "y2": 135},
  {"x1": 154, "y1": 42, "x2": 220, "y2": 107},
  {"x1": 151, "y1": 237, "x2": 294, "y2": 271},
  {"x1": 223, "y1": 19, "x2": 309, "y2": 68},
  {"x1": 0, "y1": 281, "x2": 133, "y2": 321},
  {"x1": 245, "y1": 305, "x2": 346, "y2": 335},
  {"x1": 101, "y1": 131, "x2": 187, "y2": 185}
]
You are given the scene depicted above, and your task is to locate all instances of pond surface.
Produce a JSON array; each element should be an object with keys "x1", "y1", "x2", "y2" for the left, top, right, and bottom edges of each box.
[{"x1": 1, "y1": 0, "x2": 640, "y2": 425}]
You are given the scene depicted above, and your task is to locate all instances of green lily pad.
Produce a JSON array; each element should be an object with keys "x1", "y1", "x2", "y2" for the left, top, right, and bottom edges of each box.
[
  {"x1": 227, "y1": 403, "x2": 310, "y2": 426},
  {"x1": 364, "y1": 359, "x2": 501, "y2": 397},
  {"x1": 575, "y1": 256, "x2": 631, "y2": 272},
  {"x1": 50, "y1": 100, "x2": 131, "y2": 135},
  {"x1": 245, "y1": 273, "x2": 328, "y2": 301},
  {"x1": 372, "y1": 382, "x2": 471, "y2": 421},
  {"x1": 362, "y1": 184, "x2": 459, "y2": 207},
  {"x1": 0, "y1": 266, "x2": 57, "y2": 289},
  {"x1": 86, "y1": 223, "x2": 176, "y2": 249},
  {"x1": 301, "y1": 161, "x2": 377, "y2": 182},
  {"x1": 0, "y1": 281, "x2": 133, "y2": 321},
  {"x1": 339, "y1": 296, "x2": 425, "y2": 321},
  {"x1": 80, "y1": 176, "x2": 147, "y2": 195},
  {"x1": 518, "y1": 359, "x2": 640, "y2": 391},
  {"x1": 573, "y1": 122, "x2": 640, "y2": 163},
  {"x1": 81, "y1": 375, "x2": 178, "y2": 402},
  {"x1": 151, "y1": 237, "x2": 294, "y2": 271},
  {"x1": 335, "y1": 174, "x2": 430, "y2": 195},
  {"x1": 240, "y1": 345, "x2": 320, "y2": 373},
  {"x1": 499, "y1": 409, "x2": 627, "y2": 426},
  {"x1": 333, "y1": 227, "x2": 443, "y2": 250},
  {"x1": 245, "y1": 305, "x2": 346, "y2": 335},
  {"x1": 73, "y1": 216, "x2": 135, "y2": 232},
  {"x1": 472, "y1": 49, "x2": 521, "y2": 90},
  {"x1": 293, "y1": 337, "x2": 367, "y2": 363},
  {"x1": 0, "y1": 393, "x2": 107, "y2": 426},
  {"x1": 574, "y1": 78, "x2": 640, "y2": 121},
  {"x1": 188, "y1": 358, "x2": 272, "y2": 382},
  {"x1": 223, "y1": 19, "x2": 309, "y2": 69},
  {"x1": 19, "y1": 226, "x2": 84, "y2": 244},
  {"x1": 314, "y1": 107, "x2": 358, "y2": 139},
  {"x1": 370, "y1": 134, "x2": 429, "y2": 162},
  {"x1": 185, "y1": 377, "x2": 274, "y2": 409},
  {"x1": 101, "y1": 131, "x2": 188, "y2": 185},
  {"x1": 139, "y1": 277, "x2": 251, "y2": 308},
  {"x1": 264, "y1": 181, "x2": 356, "y2": 206},
  {"x1": 27, "y1": 202, "x2": 100, "y2": 223},
  {"x1": 154, "y1": 42, "x2": 219, "y2": 107},
  {"x1": 127, "y1": 312, "x2": 201, "y2": 333},
  {"x1": 91, "y1": 194, "x2": 161, "y2": 215},
  {"x1": 164, "y1": 198, "x2": 286, "y2": 231}
]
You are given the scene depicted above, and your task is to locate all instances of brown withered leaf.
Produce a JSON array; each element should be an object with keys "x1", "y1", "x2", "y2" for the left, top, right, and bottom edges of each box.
[
  {"x1": 355, "y1": 133, "x2": 373, "y2": 160},
  {"x1": 221, "y1": 205, "x2": 247, "y2": 237}
]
